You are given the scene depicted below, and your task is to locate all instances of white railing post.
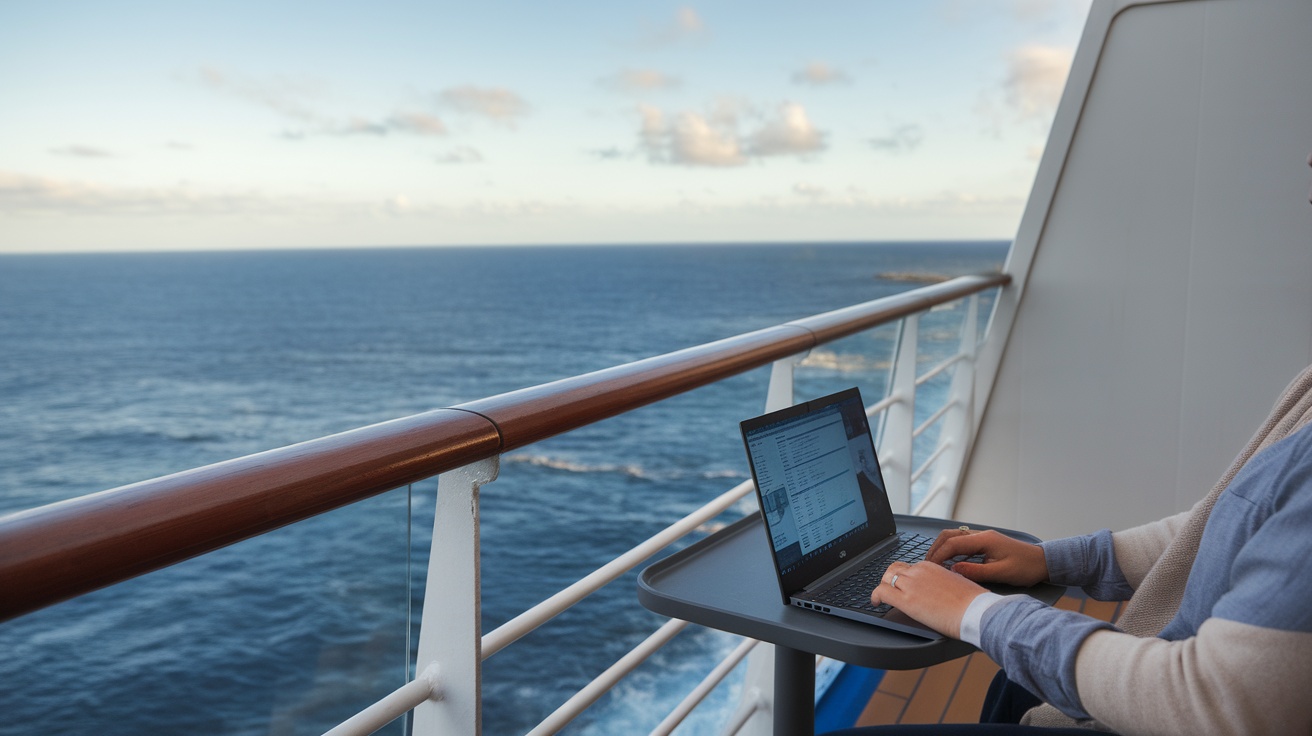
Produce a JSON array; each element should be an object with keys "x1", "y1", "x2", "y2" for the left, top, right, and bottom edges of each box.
[
  {"x1": 765, "y1": 352, "x2": 807, "y2": 412},
  {"x1": 919, "y1": 296, "x2": 979, "y2": 518},
  {"x1": 733, "y1": 352, "x2": 809, "y2": 736},
  {"x1": 412, "y1": 457, "x2": 500, "y2": 736},
  {"x1": 879, "y1": 315, "x2": 918, "y2": 514}
]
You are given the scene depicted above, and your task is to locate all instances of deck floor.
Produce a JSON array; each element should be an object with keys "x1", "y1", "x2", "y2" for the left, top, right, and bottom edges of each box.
[{"x1": 852, "y1": 595, "x2": 1121, "y2": 727}]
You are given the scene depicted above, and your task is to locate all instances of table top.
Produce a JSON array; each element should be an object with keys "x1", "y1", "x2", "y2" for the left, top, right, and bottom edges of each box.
[{"x1": 638, "y1": 513, "x2": 1065, "y2": 670}]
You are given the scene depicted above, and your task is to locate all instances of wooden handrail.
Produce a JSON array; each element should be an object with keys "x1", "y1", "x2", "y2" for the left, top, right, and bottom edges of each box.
[{"x1": 0, "y1": 272, "x2": 1009, "y2": 622}]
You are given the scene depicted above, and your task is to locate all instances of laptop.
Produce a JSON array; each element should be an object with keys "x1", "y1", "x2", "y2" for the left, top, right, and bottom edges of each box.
[{"x1": 740, "y1": 386, "x2": 944, "y2": 639}]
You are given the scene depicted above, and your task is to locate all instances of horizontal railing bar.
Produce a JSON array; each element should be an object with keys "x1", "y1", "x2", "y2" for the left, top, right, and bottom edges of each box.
[
  {"x1": 915, "y1": 351, "x2": 967, "y2": 387},
  {"x1": 526, "y1": 618, "x2": 690, "y2": 736},
  {"x1": 0, "y1": 410, "x2": 502, "y2": 623},
  {"x1": 866, "y1": 392, "x2": 902, "y2": 418},
  {"x1": 913, "y1": 399, "x2": 957, "y2": 439},
  {"x1": 322, "y1": 665, "x2": 439, "y2": 736},
  {"x1": 458, "y1": 275, "x2": 1006, "y2": 453},
  {"x1": 786, "y1": 273, "x2": 1007, "y2": 346},
  {"x1": 649, "y1": 637, "x2": 759, "y2": 736},
  {"x1": 912, "y1": 481, "x2": 951, "y2": 517},
  {"x1": 0, "y1": 273, "x2": 1008, "y2": 623},
  {"x1": 911, "y1": 441, "x2": 952, "y2": 484},
  {"x1": 482, "y1": 479, "x2": 754, "y2": 659},
  {"x1": 722, "y1": 688, "x2": 766, "y2": 736}
]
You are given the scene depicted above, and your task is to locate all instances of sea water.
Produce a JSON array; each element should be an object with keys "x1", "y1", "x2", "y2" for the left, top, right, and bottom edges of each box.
[{"x1": 0, "y1": 242, "x2": 1007, "y2": 735}]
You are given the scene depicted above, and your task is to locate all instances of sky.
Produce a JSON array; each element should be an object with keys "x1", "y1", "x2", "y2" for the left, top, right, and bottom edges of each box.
[{"x1": 0, "y1": 1, "x2": 1092, "y2": 252}]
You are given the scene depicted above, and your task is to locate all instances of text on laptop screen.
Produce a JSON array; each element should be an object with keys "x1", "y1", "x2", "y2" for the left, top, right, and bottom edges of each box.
[{"x1": 745, "y1": 399, "x2": 872, "y2": 575}]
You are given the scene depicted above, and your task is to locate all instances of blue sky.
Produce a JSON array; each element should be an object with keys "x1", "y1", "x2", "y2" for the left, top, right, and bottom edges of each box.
[{"x1": 0, "y1": 1, "x2": 1090, "y2": 252}]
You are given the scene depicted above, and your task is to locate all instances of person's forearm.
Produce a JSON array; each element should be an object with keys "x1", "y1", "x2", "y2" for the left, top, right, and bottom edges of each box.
[
  {"x1": 1041, "y1": 529, "x2": 1133, "y2": 600},
  {"x1": 978, "y1": 597, "x2": 1115, "y2": 718}
]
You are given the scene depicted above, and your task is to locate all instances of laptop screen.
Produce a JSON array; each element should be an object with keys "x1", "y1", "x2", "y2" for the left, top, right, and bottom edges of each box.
[{"x1": 741, "y1": 387, "x2": 897, "y2": 598}]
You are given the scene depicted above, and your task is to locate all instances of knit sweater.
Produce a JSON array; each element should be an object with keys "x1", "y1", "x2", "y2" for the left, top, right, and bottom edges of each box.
[{"x1": 979, "y1": 364, "x2": 1312, "y2": 735}]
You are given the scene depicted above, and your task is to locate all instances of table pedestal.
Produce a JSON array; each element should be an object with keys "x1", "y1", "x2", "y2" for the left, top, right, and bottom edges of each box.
[{"x1": 774, "y1": 645, "x2": 817, "y2": 736}]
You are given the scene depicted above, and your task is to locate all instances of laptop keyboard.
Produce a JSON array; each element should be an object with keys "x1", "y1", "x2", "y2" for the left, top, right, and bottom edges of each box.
[{"x1": 811, "y1": 532, "x2": 936, "y2": 616}]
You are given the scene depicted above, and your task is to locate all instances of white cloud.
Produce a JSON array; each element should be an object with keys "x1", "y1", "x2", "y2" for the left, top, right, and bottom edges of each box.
[
  {"x1": 439, "y1": 86, "x2": 531, "y2": 124},
  {"x1": 749, "y1": 103, "x2": 826, "y2": 157},
  {"x1": 639, "y1": 104, "x2": 668, "y2": 154},
  {"x1": 601, "y1": 69, "x2": 682, "y2": 93},
  {"x1": 676, "y1": 7, "x2": 704, "y2": 33},
  {"x1": 974, "y1": 44, "x2": 1074, "y2": 139},
  {"x1": 641, "y1": 6, "x2": 707, "y2": 46},
  {"x1": 196, "y1": 67, "x2": 450, "y2": 139},
  {"x1": 791, "y1": 62, "x2": 851, "y2": 86},
  {"x1": 334, "y1": 117, "x2": 391, "y2": 136},
  {"x1": 1002, "y1": 45, "x2": 1072, "y2": 120},
  {"x1": 0, "y1": 167, "x2": 1027, "y2": 250},
  {"x1": 868, "y1": 123, "x2": 924, "y2": 153},
  {"x1": 312, "y1": 113, "x2": 448, "y2": 138},
  {"x1": 0, "y1": 170, "x2": 296, "y2": 217},
  {"x1": 196, "y1": 66, "x2": 322, "y2": 123},
  {"x1": 638, "y1": 104, "x2": 744, "y2": 166},
  {"x1": 389, "y1": 112, "x2": 448, "y2": 136},
  {"x1": 766, "y1": 185, "x2": 1025, "y2": 217},
  {"x1": 434, "y1": 146, "x2": 483, "y2": 164},
  {"x1": 588, "y1": 147, "x2": 627, "y2": 161},
  {"x1": 671, "y1": 112, "x2": 746, "y2": 166},
  {"x1": 383, "y1": 194, "x2": 411, "y2": 215},
  {"x1": 793, "y1": 182, "x2": 827, "y2": 198},
  {"x1": 637, "y1": 101, "x2": 827, "y2": 166},
  {"x1": 49, "y1": 145, "x2": 112, "y2": 158}
]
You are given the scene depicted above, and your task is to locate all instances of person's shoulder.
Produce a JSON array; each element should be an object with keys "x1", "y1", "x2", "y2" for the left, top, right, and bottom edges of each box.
[
  {"x1": 1229, "y1": 422, "x2": 1312, "y2": 509},
  {"x1": 1266, "y1": 422, "x2": 1312, "y2": 508}
]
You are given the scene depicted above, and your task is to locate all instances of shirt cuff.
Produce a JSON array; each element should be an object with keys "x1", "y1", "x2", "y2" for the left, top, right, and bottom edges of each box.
[{"x1": 959, "y1": 592, "x2": 1007, "y2": 647}]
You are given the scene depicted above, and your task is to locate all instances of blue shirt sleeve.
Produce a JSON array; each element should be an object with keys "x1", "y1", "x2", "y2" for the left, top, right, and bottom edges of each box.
[
  {"x1": 1041, "y1": 529, "x2": 1134, "y2": 601},
  {"x1": 979, "y1": 596, "x2": 1117, "y2": 719}
]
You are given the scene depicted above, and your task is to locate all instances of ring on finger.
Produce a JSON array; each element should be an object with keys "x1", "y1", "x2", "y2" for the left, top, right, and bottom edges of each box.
[{"x1": 890, "y1": 574, "x2": 900, "y2": 589}]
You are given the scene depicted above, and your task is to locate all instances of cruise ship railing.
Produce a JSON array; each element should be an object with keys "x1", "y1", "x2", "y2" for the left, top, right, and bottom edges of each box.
[{"x1": 0, "y1": 271, "x2": 1008, "y2": 735}]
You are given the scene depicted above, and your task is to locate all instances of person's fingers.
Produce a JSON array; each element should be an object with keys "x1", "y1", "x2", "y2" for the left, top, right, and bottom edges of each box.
[
  {"x1": 926, "y1": 529, "x2": 970, "y2": 560},
  {"x1": 872, "y1": 561, "x2": 911, "y2": 605},
  {"x1": 926, "y1": 531, "x2": 989, "y2": 563},
  {"x1": 881, "y1": 560, "x2": 911, "y2": 585},
  {"x1": 947, "y1": 559, "x2": 1006, "y2": 583}
]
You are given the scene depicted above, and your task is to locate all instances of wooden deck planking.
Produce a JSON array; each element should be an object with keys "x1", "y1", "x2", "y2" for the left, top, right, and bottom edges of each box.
[
  {"x1": 851, "y1": 594, "x2": 1120, "y2": 728},
  {"x1": 941, "y1": 652, "x2": 1002, "y2": 723},
  {"x1": 898, "y1": 658, "x2": 968, "y2": 724}
]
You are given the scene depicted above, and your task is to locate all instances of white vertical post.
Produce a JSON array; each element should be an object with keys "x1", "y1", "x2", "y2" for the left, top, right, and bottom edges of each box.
[
  {"x1": 925, "y1": 296, "x2": 979, "y2": 518},
  {"x1": 879, "y1": 315, "x2": 918, "y2": 514},
  {"x1": 412, "y1": 457, "x2": 500, "y2": 736},
  {"x1": 734, "y1": 352, "x2": 807, "y2": 736},
  {"x1": 765, "y1": 353, "x2": 807, "y2": 413}
]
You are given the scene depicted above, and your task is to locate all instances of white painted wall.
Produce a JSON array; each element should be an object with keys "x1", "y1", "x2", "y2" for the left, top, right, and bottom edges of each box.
[{"x1": 955, "y1": 0, "x2": 1312, "y2": 539}]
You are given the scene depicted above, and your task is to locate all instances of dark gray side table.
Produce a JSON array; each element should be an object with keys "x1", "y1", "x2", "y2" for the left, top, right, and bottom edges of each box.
[{"x1": 638, "y1": 514, "x2": 1065, "y2": 736}]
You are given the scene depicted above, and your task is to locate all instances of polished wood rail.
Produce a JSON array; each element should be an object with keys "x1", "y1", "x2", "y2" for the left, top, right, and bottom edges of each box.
[{"x1": 0, "y1": 272, "x2": 1009, "y2": 622}]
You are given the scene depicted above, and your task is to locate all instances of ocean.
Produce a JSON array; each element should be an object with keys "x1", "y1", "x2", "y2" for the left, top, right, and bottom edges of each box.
[{"x1": 0, "y1": 242, "x2": 1008, "y2": 735}]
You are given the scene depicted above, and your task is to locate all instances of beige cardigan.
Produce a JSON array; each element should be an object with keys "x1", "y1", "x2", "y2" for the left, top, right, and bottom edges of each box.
[{"x1": 1021, "y1": 364, "x2": 1312, "y2": 735}]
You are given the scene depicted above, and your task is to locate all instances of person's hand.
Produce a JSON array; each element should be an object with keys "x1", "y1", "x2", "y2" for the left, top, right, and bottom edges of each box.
[
  {"x1": 870, "y1": 560, "x2": 984, "y2": 639},
  {"x1": 925, "y1": 528, "x2": 1048, "y2": 587}
]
